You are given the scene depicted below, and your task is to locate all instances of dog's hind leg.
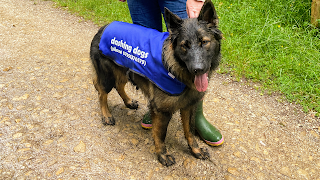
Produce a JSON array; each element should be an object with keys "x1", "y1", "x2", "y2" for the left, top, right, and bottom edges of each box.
[
  {"x1": 180, "y1": 105, "x2": 210, "y2": 160},
  {"x1": 114, "y1": 70, "x2": 139, "y2": 109},
  {"x1": 93, "y1": 76, "x2": 115, "y2": 125},
  {"x1": 151, "y1": 110, "x2": 175, "y2": 166}
]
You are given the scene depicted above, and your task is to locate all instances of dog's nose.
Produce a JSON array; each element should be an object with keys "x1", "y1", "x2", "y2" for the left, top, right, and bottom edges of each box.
[{"x1": 193, "y1": 68, "x2": 205, "y2": 75}]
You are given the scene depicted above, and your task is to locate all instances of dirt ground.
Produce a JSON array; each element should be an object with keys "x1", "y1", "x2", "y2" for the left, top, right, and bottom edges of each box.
[{"x1": 1, "y1": 0, "x2": 320, "y2": 179}]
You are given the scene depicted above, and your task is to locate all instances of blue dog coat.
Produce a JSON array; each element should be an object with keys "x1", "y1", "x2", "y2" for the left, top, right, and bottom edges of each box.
[{"x1": 99, "y1": 21, "x2": 186, "y2": 95}]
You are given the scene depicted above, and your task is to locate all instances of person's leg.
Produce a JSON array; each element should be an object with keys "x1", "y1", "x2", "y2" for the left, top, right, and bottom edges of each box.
[
  {"x1": 161, "y1": 0, "x2": 188, "y2": 19},
  {"x1": 127, "y1": 0, "x2": 163, "y2": 32}
]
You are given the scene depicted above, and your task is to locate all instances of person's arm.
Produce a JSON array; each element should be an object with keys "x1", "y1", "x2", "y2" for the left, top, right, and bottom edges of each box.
[{"x1": 186, "y1": 0, "x2": 205, "y2": 18}]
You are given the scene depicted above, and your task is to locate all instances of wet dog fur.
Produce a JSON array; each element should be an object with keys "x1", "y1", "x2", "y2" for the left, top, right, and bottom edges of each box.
[{"x1": 90, "y1": 0, "x2": 222, "y2": 166}]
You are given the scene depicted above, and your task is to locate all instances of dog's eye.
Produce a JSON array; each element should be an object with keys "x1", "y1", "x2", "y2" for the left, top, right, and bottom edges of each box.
[
  {"x1": 200, "y1": 37, "x2": 211, "y2": 47},
  {"x1": 202, "y1": 40, "x2": 210, "y2": 46}
]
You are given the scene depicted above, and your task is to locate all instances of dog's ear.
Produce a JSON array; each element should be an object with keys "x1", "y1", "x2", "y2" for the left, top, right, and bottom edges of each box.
[
  {"x1": 198, "y1": 0, "x2": 219, "y2": 27},
  {"x1": 164, "y1": 7, "x2": 183, "y2": 33}
]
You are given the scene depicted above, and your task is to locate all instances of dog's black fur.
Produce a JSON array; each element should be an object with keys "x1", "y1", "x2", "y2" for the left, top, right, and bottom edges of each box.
[{"x1": 90, "y1": 0, "x2": 222, "y2": 166}]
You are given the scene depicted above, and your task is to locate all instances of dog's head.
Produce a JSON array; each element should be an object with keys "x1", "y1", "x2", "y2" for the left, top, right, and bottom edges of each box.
[{"x1": 164, "y1": 0, "x2": 222, "y2": 92}]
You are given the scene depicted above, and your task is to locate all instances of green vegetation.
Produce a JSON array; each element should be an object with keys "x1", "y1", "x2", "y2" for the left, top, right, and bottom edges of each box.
[
  {"x1": 49, "y1": 0, "x2": 320, "y2": 116},
  {"x1": 50, "y1": 0, "x2": 131, "y2": 25},
  {"x1": 214, "y1": 0, "x2": 320, "y2": 115}
]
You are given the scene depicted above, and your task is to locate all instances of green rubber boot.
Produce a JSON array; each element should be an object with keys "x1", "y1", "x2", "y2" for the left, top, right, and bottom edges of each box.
[{"x1": 195, "y1": 100, "x2": 224, "y2": 146}]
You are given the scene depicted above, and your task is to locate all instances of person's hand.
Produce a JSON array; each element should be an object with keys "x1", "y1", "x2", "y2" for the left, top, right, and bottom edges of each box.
[
  {"x1": 119, "y1": 0, "x2": 126, "y2": 2},
  {"x1": 186, "y1": 0, "x2": 204, "y2": 18}
]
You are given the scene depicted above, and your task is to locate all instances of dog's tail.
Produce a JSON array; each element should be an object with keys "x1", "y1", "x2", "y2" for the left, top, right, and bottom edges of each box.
[{"x1": 90, "y1": 25, "x2": 115, "y2": 93}]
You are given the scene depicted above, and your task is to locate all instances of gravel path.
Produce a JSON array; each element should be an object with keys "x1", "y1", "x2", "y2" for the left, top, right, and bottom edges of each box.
[{"x1": 1, "y1": 0, "x2": 319, "y2": 179}]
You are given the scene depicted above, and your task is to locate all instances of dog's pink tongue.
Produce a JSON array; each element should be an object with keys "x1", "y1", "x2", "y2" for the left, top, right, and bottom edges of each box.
[{"x1": 194, "y1": 73, "x2": 208, "y2": 92}]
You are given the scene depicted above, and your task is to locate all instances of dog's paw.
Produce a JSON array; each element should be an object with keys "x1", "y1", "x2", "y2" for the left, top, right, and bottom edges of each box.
[
  {"x1": 102, "y1": 116, "x2": 115, "y2": 126},
  {"x1": 158, "y1": 154, "x2": 176, "y2": 167},
  {"x1": 192, "y1": 148, "x2": 210, "y2": 160},
  {"x1": 126, "y1": 100, "x2": 139, "y2": 109}
]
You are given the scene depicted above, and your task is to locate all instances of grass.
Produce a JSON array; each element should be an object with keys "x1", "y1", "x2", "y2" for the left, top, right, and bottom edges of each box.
[
  {"x1": 48, "y1": 0, "x2": 320, "y2": 116},
  {"x1": 49, "y1": 0, "x2": 132, "y2": 25},
  {"x1": 214, "y1": 0, "x2": 320, "y2": 116}
]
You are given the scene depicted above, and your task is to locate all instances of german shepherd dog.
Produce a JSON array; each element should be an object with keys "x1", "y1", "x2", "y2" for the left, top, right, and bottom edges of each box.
[{"x1": 90, "y1": 0, "x2": 222, "y2": 166}]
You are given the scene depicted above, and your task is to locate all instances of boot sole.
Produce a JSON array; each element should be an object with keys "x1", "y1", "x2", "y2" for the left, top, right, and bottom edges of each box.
[
  {"x1": 204, "y1": 137, "x2": 224, "y2": 146},
  {"x1": 141, "y1": 122, "x2": 152, "y2": 129}
]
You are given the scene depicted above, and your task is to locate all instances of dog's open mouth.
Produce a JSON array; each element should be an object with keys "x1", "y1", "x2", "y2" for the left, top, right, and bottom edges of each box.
[{"x1": 194, "y1": 72, "x2": 208, "y2": 92}]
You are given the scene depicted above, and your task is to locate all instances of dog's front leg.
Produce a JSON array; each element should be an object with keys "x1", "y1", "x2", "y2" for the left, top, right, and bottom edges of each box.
[
  {"x1": 180, "y1": 105, "x2": 210, "y2": 160},
  {"x1": 151, "y1": 110, "x2": 175, "y2": 166}
]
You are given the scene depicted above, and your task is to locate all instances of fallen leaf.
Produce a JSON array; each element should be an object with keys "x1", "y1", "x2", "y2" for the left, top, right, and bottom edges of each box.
[
  {"x1": 130, "y1": 138, "x2": 139, "y2": 145},
  {"x1": 250, "y1": 157, "x2": 261, "y2": 163},
  {"x1": 81, "y1": 58, "x2": 89, "y2": 62},
  {"x1": 310, "y1": 130, "x2": 319, "y2": 139},
  {"x1": 3, "y1": 67, "x2": 13, "y2": 71},
  {"x1": 56, "y1": 167, "x2": 64, "y2": 175},
  {"x1": 227, "y1": 167, "x2": 239, "y2": 176},
  {"x1": 74, "y1": 141, "x2": 86, "y2": 153},
  {"x1": 13, "y1": 133, "x2": 23, "y2": 139},
  {"x1": 60, "y1": 79, "x2": 69, "y2": 83},
  {"x1": 17, "y1": 148, "x2": 30, "y2": 152},
  {"x1": 43, "y1": 139, "x2": 54, "y2": 146},
  {"x1": 0, "y1": 117, "x2": 10, "y2": 123},
  {"x1": 21, "y1": 94, "x2": 29, "y2": 100}
]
